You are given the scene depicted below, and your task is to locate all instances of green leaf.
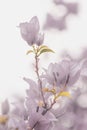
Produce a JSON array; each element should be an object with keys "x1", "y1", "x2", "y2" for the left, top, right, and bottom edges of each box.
[
  {"x1": 26, "y1": 50, "x2": 33, "y2": 55},
  {"x1": 38, "y1": 45, "x2": 49, "y2": 51},
  {"x1": 55, "y1": 91, "x2": 71, "y2": 100},
  {"x1": 59, "y1": 91, "x2": 71, "y2": 98},
  {"x1": 37, "y1": 45, "x2": 54, "y2": 56},
  {"x1": 39, "y1": 48, "x2": 54, "y2": 55}
]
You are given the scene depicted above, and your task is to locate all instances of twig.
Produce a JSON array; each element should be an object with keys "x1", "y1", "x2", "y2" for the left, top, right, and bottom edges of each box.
[
  {"x1": 35, "y1": 53, "x2": 46, "y2": 107},
  {"x1": 30, "y1": 54, "x2": 70, "y2": 130}
]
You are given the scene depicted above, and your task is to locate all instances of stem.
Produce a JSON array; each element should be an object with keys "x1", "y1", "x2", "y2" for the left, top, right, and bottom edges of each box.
[
  {"x1": 42, "y1": 99, "x2": 56, "y2": 115},
  {"x1": 35, "y1": 53, "x2": 46, "y2": 107},
  {"x1": 30, "y1": 100, "x2": 55, "y2": 130},
  {"x1": 30, "y1": 83, "x2": 68, "y2": 130},
  {"x1": 30, "y1": 76, "x2": 70, "y2": 129},
  {"x1": 30, "y1": 98, "x2": 56, "y2": 130},
  {"x1": 30, "y1": 49, "x2": 69, "y2": 130}
]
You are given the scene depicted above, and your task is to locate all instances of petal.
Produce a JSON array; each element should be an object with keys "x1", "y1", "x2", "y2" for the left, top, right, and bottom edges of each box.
[
  {"x1": 29, "y1": 113, "x2": 51, "y2": 130},
  {"x1": 1, "y1": 99, "x2": 9, "y2": 115},
  {"x1": 36, "y1": 33, "x2": 44, "y2": 46},
  {"x1": 19, "y1": 16, "x2": 40, "y2": 45},
  {"x1": 30, "y1": 16, "x2": 40, "y2": 33}
]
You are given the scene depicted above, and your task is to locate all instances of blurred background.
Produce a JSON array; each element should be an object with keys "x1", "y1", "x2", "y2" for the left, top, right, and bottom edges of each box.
[{"x1": 0, "y1": 0, "x2": 87, "y2": 102}]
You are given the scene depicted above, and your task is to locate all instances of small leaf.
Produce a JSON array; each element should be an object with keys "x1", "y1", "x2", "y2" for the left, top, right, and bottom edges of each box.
[
  {"x1": 38, "y1": 45, "x2": 49, "y2": 51},
  {"x1": 55, "y1": 91, "x2": 71, "y2": 100},
  {"x1": 59, "y1": 91, "x2": 71, "y2": 97},
  {"x1": 26, "y1": 50, "x2": 33, "y2": 55},
  {"x1": 38, "y1": 48, "x2": 54, "y2": 56},
  {"x1": 50, "y1": 89, "x2": 56, "y2": 94},
  {"x1": 37, "y1": 45, "x2": 54, "y2": 56}
]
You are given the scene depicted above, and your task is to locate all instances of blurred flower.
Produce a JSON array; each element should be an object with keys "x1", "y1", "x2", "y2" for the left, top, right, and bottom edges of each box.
[
  {"x1": 1, "y1": 99, "x2": 9, "y2": 115},
  {"x1": 19, "y1": 16, "x2": 44, "y2": 46},
  {"x1": 8, "y1": 115, "x2": 27, "y2": 130},
  {"x1": 44, "y1": 14, "x2": 66, "y2": 30},
  {"x1": 78, "y1": 49, "x2": 87, "y2": 83},
  {"x1": 44, "y1": 0, "x2": 78, "y2": 31},
  {"x1": 11, "y1": 100, "x2": 28, "y2": 120}
]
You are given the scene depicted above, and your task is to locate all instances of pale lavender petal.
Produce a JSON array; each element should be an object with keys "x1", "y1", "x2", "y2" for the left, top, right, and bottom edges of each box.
[
  {"x1": 29, "y1": 113, "x2": 51, "y2": 130},
  {"x1": 29, "y1": 16, "x2": 40, "y2": 33},
  {"x1": 1, "y1": 99, "x2": 9, "y2": 115},
  {"x1": 36, "y1": 33, "x2": 44, "y2": 46},
  {"x1": 19, "y1": 16, "x2": 41, "y2": 46},
  {"x1": 42, "y1": 59, "x2": 81, "y2": 87}
]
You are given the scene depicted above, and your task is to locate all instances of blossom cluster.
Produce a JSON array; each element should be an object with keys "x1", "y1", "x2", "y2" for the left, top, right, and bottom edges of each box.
[
  {"x1": 0, "y1": 16, "x2": 87, "y2": 130},
  {"x1": 44, "y1": 0, "x2": 78, "y2": 30}
]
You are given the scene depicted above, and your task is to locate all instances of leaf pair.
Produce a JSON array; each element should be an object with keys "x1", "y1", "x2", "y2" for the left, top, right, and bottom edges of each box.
[{"x1": 26, "y1": 45, "x2": 54, "y2": 56}]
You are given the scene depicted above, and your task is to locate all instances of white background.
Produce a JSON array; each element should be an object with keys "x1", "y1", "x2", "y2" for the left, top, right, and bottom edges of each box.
[{"x1": 0, "y1": 0, "x2": 87, "y2": 102}]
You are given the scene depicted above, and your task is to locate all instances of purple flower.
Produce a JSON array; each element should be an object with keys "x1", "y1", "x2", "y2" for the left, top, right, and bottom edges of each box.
[
  {"x1": 1, "y1": 99, "x2": 9, "y2": 115},
  {"x1": 23, "y1": 77, "x2": 43, "y2": 113},
  {"x1": 19, "y1": 16, "x2": 44, "y2": 46},
  {"x1": 8, "y1": 116, "x2": 27, "y2": 130},
  {"x1": 80, "y1": 59, "x2": 87, "y2": 83},
  {"x1": 0, "y1": 124, "x2": 8, "y2": 130},
  {"x1": 78, "y1": 49, "x2": 87, "y2": 83},
  {"x1": 42, "y1": 59, "x2": 81, "y2": 87},
  {"x1": 29, "y1": 112, "x2": 51, "y2": 130},
  {"x1": 12, "y1": 101, "x2": 28, "y2": 120}
]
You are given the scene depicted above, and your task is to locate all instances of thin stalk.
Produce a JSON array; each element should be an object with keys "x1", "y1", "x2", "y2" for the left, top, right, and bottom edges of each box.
[
  {"x1": 29, "y1": 47, "x2": 69, "y2": 130},
  {"x1": 35, "y1": 53, "x2": 46, "y2": 107}
]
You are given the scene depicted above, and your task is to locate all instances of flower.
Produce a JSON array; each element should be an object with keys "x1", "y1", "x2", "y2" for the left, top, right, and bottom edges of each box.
[
  {"x1": 29, "y1": 112, "x2": 51, "y2": 130},
  {"x1": 19, "y1": 16, "x2": 44, "y2": 46},
  {"x1": 42, "y1": 59, "x2": 82, "y2": 87},
  {"x1": 1, "y1": 99, "x2": 9, "y2": 115},
  {"x1": 78, "y1": 48, "x2": 87, "y2": 83},
  {"x1": 8, "y1": 116, "x2": 27, "y2": 130},
  {"x1": 23, "y1": 77, "x2": 42, "y2": 114}
]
